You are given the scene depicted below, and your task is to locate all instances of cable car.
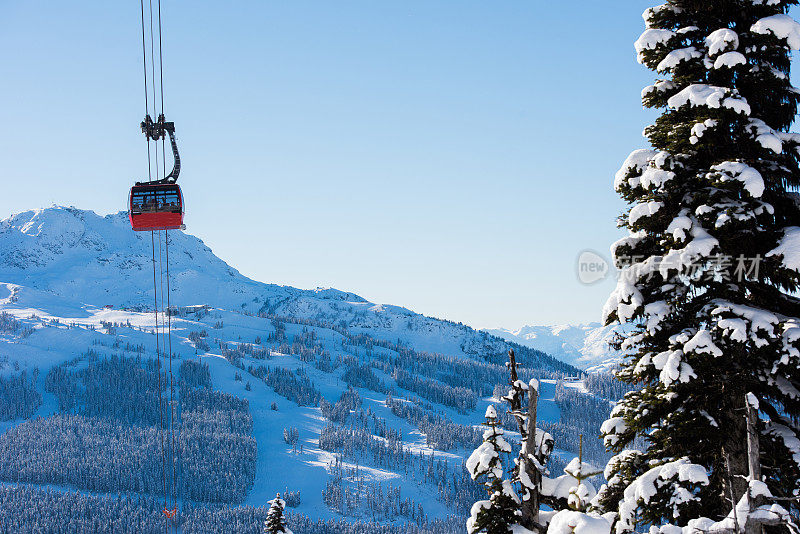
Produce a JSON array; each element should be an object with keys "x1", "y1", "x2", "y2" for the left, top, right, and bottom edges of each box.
[
  {"x1": 129, "y1": 183, "x2": 184, "y2": 231},
  {"x1": 129, "y1": 113, "x2": 185, "y2": 231}
]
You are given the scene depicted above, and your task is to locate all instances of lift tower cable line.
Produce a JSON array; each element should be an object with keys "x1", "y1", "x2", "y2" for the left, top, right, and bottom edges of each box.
[
  {"x1": 154, "y1": 0, "x2": 180, "y2": 514},
  {"x1": 150, "y1": 229, "x2": 168, "y2": 533},
  {"x1": 139, "y1": 0, "x2": 153, "y2": 184},
  {"x1": 132, "y1": 0, "x2": 183, "y2": 531}
]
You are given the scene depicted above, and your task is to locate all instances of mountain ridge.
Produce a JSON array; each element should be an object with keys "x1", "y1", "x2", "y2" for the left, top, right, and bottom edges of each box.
[{"x1": 0, "y1": 205, "x2": 579, "y2": 375}]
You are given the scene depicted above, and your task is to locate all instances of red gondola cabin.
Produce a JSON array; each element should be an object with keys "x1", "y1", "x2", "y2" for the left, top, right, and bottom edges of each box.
[{"x1": 129, "y1": 183, "x2": 185, "y2": 231}]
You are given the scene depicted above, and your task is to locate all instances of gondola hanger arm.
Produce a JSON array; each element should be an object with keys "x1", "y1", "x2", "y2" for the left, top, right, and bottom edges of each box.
[{"x1": 140, "y1": 113, "x2": 181, "y2": 185}]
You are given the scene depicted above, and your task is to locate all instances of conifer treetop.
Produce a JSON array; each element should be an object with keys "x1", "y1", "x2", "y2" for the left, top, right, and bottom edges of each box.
[{"x1": 263, "y1": 494, "x2": 292, "y2": 534}]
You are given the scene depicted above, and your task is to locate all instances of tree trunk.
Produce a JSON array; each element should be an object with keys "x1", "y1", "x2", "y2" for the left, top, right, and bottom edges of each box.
[
  {"x1": 507, "y1": 350, "x2": 526, "y2": 437},
  {"x1": 744, "y1": 396, "x2": 763, "y2": 534},
  {"x1": 722, "y1": 389, "x2": 751, "y2": 513},
  {"x1": 520, "y1": 383, "x2": 541, "y2": 530}
]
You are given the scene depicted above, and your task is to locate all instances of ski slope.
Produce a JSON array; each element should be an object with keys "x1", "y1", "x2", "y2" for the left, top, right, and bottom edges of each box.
[{"x1": 0, "y1": 206, "x2": 601, "y2": 527}]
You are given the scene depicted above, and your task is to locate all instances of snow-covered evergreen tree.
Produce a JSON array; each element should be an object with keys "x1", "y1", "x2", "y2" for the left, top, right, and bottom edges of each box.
[
  {"x1": 466, "y1": 405, "x2": 522, "y2": 534},
  {"x1": 264, "y1": 494, "x2": 292, "y2": 534},
  {"x1": 545, "y1": 442, "x2": 613, "y2": 534},
  {"x1": 601, "y1": 1, "x2": 800, "y2": 532}
]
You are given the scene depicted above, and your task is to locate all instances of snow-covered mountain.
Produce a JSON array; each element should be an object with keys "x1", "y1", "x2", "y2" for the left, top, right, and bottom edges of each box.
[
  {"x1": 0, "y1": 206, "x2": 615, "y2": 531},
  {"x1": 484, "y1": 323, "x2": 626, "y2": 372},
  {"x1": 0, "y1": 206, "x2": 364, "y2": 311},
  {"x1": 0, "y1": 206, "x2": 576, "y2": 370}
]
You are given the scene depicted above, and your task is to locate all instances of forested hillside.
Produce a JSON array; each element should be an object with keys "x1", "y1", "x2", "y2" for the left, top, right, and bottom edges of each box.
[{"x1": 0, "y1": 207, "x2": 616, "y2": 532}]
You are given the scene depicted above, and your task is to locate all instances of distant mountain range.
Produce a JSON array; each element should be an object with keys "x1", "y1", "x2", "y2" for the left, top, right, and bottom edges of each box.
[{"x1": 484, "y1": 323, "x2": 625, "y2": 372}]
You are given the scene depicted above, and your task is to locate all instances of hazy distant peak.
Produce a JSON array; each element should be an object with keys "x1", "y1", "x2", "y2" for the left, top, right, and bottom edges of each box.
[{"x1": 484, "y1": 322, "x2": 626, "y2": 371}]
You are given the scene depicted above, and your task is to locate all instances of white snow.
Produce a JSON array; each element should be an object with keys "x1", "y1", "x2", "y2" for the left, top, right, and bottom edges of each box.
[
  {"x1": 643, "y1": 301, "x2": 670, "y2": 334},
  {"x1": 564, "y1": 457, "x2": 602, "y2": 479},
  {"x1": 601, "y1": 417, "x2": 627, "y2": 447},
  {"x1": 778, "y1": 132, "x2": 800, "y2": 159},
  {"x1": 711, "y1": 301, "x2": 780, "y2": 347},
  {"x1": 549, "y1": 511, "x2": 612, "y2": 534},
  {"x1": 529, "y1": 378, "x2": 539, "y2": 392},
  {"x1": 542, "y1": 466, "x2": 597, "y2": 503},
  {"x1": 718, "y1": 317, "x2": 749, "y2": 342},
  {"x1": 713, "y1": 51, "x2": 747, "y2": 69},
  {"x1": 653, "y1": 349, "x2": 697, "y2": 386},
  {"x1": 610, "y1": 231, "x2": 646, "y2": 260},
  {"x1": 640, "y1": 166, "x2": 676, "y2": 190},
  {"x1": 616, "y1": 459, "x2": 709, "y2": 534},
  {"x1": 666, "y1": 213, "x2": 692, "y2": 241},
  {"x1": 690, "y1": 119, "x2": 718, "y2": 145},
  {"x1": 466, "y1": 500, "x2": 490, "y2": 533},
  {"x1": 709, "y1": 161, "x2": 765, "y2": 198},
  {"x1": 629, "y1": 201, "x2": 664, "y2": 225},
  {"x1": 642, "y1": 80, "x2": 676, "y2": 99},
  {"x1": 604, "y1": 268, "x2": 644, "y2": 324},
  {"x1": 656, "y1": 47, "x2": 702, "y2": 72},
  {"x1": 467, "y1": 416, "x2": 511, "y2": 482},
  {"x1": 635, "y1": 29, "x2": 676, "y2": 62},
  {"x1": 667, "y1": 84, "x2": 751, "y2": 115},
  {"x1": 510, "y1": 525, "x2": 536, "y2": 534},
  {"x1": 705, "y1": 28, "x2": 739, "y2": 56},
  {"x1": 659, "y1": 479, "x2": 795, "y2": 534},
  {"x1": 767, "y1": 226, "x2": 800, "y2": 272},
  {"x1": 659, "y1": 223, "x2": 719, "y2": 278},
  {"x1": 642, "y1": 4, "x2": 680, "y2": 28},
  {"x1": 466, "y1": 442, "x2": 502, "y2": 479},
  {"x1": 752, "y1": 14, "x2": 800, "y2": 50},
  {"x1": 614, "y1": 149, "x2": 657, "y2": 190},
  {"x1": 747, "y1": 118, "x2": 783, "y2": 153},
  {"x1": 682, "y1": 329, "x2": 723, "y2": 357}
]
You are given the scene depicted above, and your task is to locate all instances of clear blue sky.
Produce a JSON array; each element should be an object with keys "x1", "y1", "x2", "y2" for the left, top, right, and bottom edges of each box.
[{"x1": 3, "y1": 1, "x2": 786, "y2": 330}]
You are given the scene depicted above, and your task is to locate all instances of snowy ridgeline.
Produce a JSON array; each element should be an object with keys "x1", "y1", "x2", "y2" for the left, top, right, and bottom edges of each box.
[{"x1": 0, "y1": 206, "x2": 576, "y2": 376}]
